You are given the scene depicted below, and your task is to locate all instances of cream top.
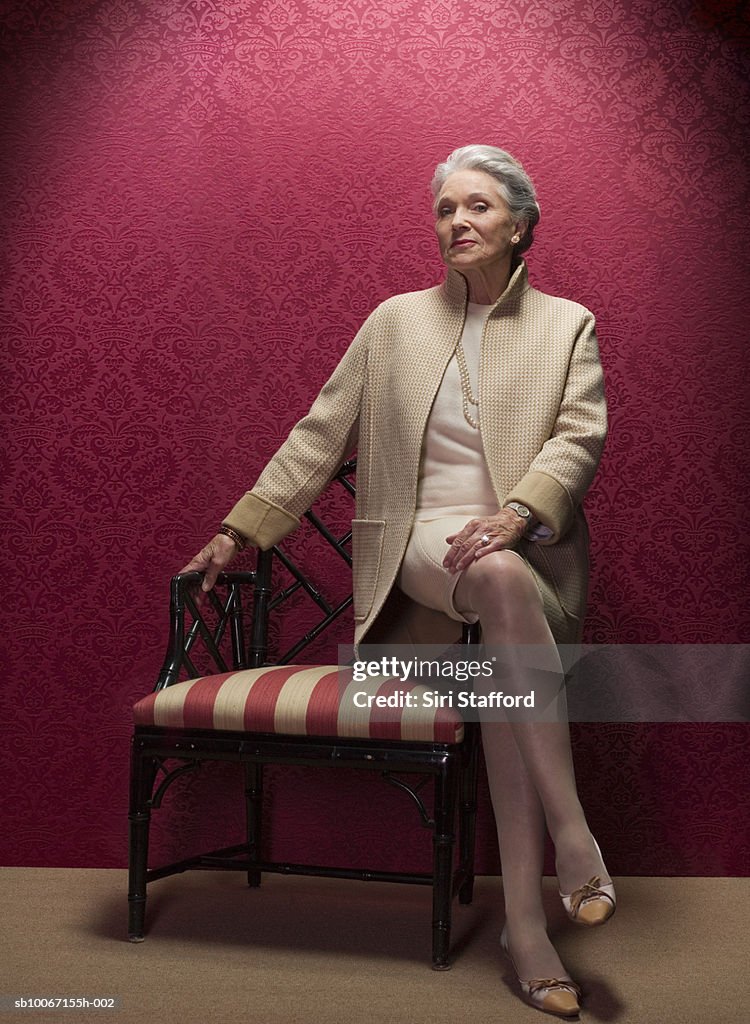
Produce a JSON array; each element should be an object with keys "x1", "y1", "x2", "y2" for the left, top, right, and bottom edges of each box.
[{"x1": 415, "y1": 301, "x2": 499, "y2": 520}]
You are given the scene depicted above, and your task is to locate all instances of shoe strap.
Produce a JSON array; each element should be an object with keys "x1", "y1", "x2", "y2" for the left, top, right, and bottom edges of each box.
[
  {"x1": 528, "y1": 978, "x2": 582, "y2": 999},
  {"x1": 568, "y1": 876, "x2": 615, "y2": 915}
]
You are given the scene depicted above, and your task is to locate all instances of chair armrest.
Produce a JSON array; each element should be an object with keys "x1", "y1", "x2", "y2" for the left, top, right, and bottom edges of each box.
[
  {"x1": 153, "y1": 461, "x2": 357, "y2": 689},
  {"x1": 154, "y1": 568, "x2": 267, "y2": 691}
]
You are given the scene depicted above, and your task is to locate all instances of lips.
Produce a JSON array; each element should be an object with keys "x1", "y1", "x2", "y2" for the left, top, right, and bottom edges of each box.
[{"x1": 451, "y1": 239, "x2": 476, "y2": 249}]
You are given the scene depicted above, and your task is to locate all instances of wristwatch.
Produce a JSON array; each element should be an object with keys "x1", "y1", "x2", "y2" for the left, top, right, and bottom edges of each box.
[{"x1": 505, "y1": 502, "x2": 533, "y2": 525}]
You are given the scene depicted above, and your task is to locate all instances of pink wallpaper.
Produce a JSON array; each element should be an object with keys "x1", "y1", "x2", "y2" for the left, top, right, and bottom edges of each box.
[{"x1": 2, "y1": 0, "x2": 748, "y2": 875}]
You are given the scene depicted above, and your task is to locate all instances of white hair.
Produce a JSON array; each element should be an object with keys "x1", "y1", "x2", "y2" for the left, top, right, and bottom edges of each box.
[{"x1": 431, "y1": 145, "x2": 541, "y2": 254}]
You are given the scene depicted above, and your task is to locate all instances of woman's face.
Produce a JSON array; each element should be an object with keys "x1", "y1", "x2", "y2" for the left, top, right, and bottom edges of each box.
[{"x1": 434, "y1": 169, "x2": 520, "y2": 274}]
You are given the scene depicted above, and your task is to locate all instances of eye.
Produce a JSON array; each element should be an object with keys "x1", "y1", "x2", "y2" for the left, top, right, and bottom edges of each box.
[
  {"x1": 438, "y1": 205, "x2": 453, "y2": 217},
  {"x1": 472, "y1": 202, "x2": 488, "y2": 212}
]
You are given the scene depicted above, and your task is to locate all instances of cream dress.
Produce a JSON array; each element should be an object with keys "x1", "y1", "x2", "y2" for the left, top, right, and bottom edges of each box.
[{"x1": 397, "y1": 301, "x2": 532, "y2": 622}]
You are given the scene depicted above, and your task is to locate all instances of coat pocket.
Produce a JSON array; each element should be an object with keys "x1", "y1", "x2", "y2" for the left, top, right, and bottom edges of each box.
[{"x1": 351, "y1": 519, "x2": 386, "y2": 622}]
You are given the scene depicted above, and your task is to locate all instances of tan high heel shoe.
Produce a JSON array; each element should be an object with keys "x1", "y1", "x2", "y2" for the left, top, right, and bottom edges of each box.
[
  {"x1": 559, "y1": 837, "x2": 616, "y2": 926},
  {"x1": 500, "y1": 926, "x2": 582, "y2": 1019}
]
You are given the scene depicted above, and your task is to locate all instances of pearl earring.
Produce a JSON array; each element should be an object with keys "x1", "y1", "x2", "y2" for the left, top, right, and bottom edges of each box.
[{"x1": 511, "y1": 234, "x2": 521, "y2": 244}]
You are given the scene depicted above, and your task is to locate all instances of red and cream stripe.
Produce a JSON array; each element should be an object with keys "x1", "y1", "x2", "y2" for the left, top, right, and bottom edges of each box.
[{"x1": 133, "y1": 666, "x2": 464, "y2": 743}]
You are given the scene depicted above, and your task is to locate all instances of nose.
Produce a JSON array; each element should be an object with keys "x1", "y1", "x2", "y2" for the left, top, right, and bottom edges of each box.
[{"x1": 451, "y1": 207, "x2": 469, "y2": 231}]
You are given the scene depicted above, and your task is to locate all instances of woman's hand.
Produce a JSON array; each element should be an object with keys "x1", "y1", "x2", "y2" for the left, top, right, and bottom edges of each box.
[
  {"x1": 443, "y1": 509, "x2": 527, "y2": 573},
  {"x1": 179, "y1": 534, "x2": 240, "y2": 592}
]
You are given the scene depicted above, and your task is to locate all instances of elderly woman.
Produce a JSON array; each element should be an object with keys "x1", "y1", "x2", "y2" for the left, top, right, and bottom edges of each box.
[{"x1": 183, "y1": 145, "x2": 613, "y2": 1018}]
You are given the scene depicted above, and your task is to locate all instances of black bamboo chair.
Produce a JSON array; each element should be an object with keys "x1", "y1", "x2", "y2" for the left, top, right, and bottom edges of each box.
[{"x1": 128, "y1": 461, "x2": 481, "y2": 969}]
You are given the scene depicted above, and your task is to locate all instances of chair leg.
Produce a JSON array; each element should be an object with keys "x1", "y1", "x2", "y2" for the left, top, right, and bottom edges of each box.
[
  {"x1": 245, "y1": 761, "x2": 263, "y2": 887},
  {"x1": 458, "y1": 723, "x2": 479, "y2": 905},
  {"x1": 127, "y1": 741, "x2": 158, "y2": 941},
  {"x1": 431, "y1": 760, "x2": 459, "y2": 970}
]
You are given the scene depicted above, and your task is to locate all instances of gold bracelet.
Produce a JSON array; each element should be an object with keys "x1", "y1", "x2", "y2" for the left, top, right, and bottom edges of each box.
[{"x1": 218, "y1": 525, "x2": 246, "y2": 551}]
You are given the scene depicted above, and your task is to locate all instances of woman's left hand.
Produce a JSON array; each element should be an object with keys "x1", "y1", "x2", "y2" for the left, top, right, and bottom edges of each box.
[{"x1": 443, "y1": 509, "x2": 527, "y2": 573}]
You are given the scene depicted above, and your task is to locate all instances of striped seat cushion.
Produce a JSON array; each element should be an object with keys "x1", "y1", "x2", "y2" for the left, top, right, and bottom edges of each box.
[{"x1": 133, "y1": 665, "x2": 464, "y2": 743}]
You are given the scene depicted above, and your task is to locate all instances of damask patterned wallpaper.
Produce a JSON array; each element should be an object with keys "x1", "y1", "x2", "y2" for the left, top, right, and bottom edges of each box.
[{"x1": 2, "y1": 0, "x2": 748, "y2": 873}]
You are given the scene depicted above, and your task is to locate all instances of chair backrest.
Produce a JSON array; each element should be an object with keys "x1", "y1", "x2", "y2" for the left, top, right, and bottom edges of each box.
[
  {"x1": 154, "y1": 460, "x2": 357, "y2": 691},
  {"x1": 264, "y1": 457, "x2": 356, "y2": 663}
]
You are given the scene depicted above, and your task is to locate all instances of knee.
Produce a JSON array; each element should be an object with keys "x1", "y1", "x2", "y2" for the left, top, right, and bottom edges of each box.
[{"x1": 467, "y1": 551, "x2": 542, "y2": 613}]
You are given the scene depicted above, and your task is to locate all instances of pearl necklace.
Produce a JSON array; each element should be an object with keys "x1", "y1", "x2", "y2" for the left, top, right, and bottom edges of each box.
[{"x1": 454, "y1": 340, "x2": 479, "y2": 429}]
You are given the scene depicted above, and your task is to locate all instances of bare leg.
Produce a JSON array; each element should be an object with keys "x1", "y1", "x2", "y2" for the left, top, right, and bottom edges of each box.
[{"x1": 455, "y1": 551, "x2": 610, "y2": 974}]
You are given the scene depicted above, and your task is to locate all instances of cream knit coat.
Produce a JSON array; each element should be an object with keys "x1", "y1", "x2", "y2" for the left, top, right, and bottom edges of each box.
[{"x1": 224, "y1": 260, "x2": 607, "y2": 647}]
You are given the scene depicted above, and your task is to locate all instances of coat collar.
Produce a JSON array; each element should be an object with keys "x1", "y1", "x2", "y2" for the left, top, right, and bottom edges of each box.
[{"x1": 443, "y1": 257, "x2": 530, "y2": 315}]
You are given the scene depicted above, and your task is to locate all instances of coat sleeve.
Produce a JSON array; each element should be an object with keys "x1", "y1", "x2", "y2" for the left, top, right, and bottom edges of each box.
[
  {"x1": 505, "y1": 310, "x2": 607, "y2": 544},
  {"x1": 221, "y1": 317, "x2": 370, "y2": 550}
]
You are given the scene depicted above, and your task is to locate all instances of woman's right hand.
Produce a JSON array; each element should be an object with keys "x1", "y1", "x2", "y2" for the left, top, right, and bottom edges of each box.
[{"x1": 179, "y1": 534, "x2": 240, "y2": 592}]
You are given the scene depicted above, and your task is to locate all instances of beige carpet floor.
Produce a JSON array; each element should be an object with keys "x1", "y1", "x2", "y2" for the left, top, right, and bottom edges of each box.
[{"x1": 1, "y1": 869, "x2": 747, "y2": 1024}]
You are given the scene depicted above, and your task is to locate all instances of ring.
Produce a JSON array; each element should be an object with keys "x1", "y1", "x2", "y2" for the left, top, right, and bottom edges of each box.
[{"x1": 480, "y1": 534, "x2": 491, "y2": 546}]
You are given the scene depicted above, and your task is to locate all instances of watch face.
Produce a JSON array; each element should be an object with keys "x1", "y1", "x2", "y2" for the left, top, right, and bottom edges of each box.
[{"x1": 510, "y1": 503, "x2": 531, "y2": 518}]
